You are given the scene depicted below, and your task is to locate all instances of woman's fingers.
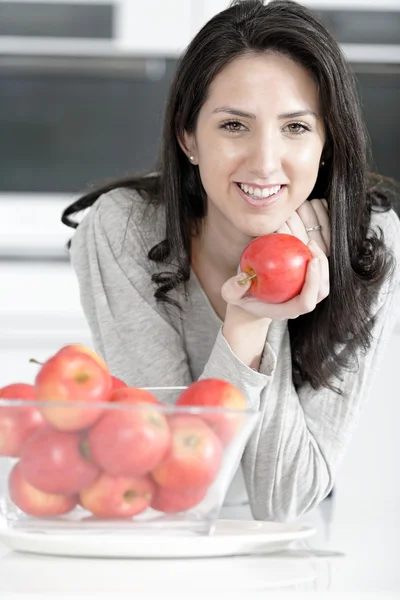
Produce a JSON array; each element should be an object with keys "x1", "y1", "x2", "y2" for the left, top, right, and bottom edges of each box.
[
  {"x1": 221, "y1": 273, "x2": 252, "y2": 306},
  {"x1": 291, "y1": 254, "x2": 321, "y2": 317},
  {"x1": 296, "y1": 199, "x2": 329, "y2": 256},
  {"x1": 284, "y1": 210, "x2": 310, "y2": 245},
  {"x1": 307, "y1": 239, "x2": 329, "y2": 302},
  {"x1": 310, "y1": 198, "x2": 331, "y2": 255},
  {"x1": 274, "y1": 222, "x2": 292, "y2": 235},
  {"x1": 275, "y1": 198, "x2": 330, "y2": 258},
  {"x1": 316, "y1": 250, "x2": 330, "y2": 302}
]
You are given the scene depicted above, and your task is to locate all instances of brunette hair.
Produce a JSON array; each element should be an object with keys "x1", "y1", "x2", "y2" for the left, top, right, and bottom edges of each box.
[{"x1": 62, "y1": 0, "x2": 396, "y2": 392}]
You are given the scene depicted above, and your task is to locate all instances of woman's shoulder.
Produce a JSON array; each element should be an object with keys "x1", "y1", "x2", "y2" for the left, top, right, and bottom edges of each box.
[{"x1": 72, "y1": 186, "x2": 165, "y2": 264}]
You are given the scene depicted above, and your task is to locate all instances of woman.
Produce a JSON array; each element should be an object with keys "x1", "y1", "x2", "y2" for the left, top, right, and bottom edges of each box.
[{"x1": 62, "y1": 0, "x2": 400, "y2": 521}]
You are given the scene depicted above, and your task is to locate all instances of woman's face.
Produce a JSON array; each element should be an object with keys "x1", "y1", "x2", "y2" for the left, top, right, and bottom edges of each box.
[{"x1": 183, "y1": 52, "x2": 326, "y2": 241}]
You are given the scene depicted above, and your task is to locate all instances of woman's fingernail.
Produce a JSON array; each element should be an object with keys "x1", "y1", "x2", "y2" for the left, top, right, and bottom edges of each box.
[{"x1": 311, "y1": 258, "x2": 319, "y2": 270}]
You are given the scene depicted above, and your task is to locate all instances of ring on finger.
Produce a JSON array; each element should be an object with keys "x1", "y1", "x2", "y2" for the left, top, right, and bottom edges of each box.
[{"x1": 305, "y1": 225, "x2": 322, "y2": 232}]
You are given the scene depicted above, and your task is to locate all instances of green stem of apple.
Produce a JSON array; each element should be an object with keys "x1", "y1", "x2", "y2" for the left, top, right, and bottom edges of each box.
[
  {"x1": 29, "y1": 358, "x2": 44, "y2": 366},
  {"x1": 238, "y1": 273, "x2": 257, "y2": 286},
  {"x1": 79, "y1": 439, "x2": 93, "y2": 461}
]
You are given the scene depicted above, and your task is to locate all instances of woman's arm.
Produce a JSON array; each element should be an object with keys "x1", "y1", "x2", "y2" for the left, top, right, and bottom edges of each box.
[
  {"x1": 222, "y1": 304, "x2": 271, "y2": 371},
  {"x1": 220, "y1": 207, "x2": 400, "y2": 521},
  {"x1": 241, "y1": 278, "x2": 399, "y2": 521}
]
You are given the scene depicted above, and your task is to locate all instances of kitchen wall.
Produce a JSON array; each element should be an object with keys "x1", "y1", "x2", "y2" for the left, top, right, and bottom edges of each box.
[{"x1": 0, "y1": 0, "x2": 399, "y2": 388}]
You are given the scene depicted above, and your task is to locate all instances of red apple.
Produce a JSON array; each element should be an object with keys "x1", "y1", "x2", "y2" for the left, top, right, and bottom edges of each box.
[
  {"x1": 151, "y1": 484, "x2": 208, "y2": 513},
  {"x1": 176, "y1": 379, "x2": 247, "y2": 447},
  {"x1": 151, "y1": 414, "x2": 223, "y2": 491},
  {"x1": 110, "y1": 386, "x2": 160, "y2": 404},
  {"x1": 57, "y1": 347, "x2": 129, "y2": 401},
  {"x1": 55, "y1": 344, "x2": 108, "y2": 371},
  {"x1": 0, "y1": 383, "x2": 36, "y2": 400},
  {"x1": 0, "y1": 383, "x2": 45, "y2": 456},
  {"x1": 20, "y1": 427, "x2": 100, "y2": 495},
  {"x1": 239, "y1": 233, "x2": 312, "y2": 303},
  {"x1": 9, "y1": 462, "x2": 77, "y2": 517},
  {"x1": 111, "y1": 376, "x2": 128, "y2": 394},
  {"x1": 80, "y1": 473, "x2": 154, "y2": 518},
  {"x1": 35, "y1": 348, "x2": 112, "y2": 431},
  {"x1": 87, "y1": 404, "x2": 170, "y2": 476}
]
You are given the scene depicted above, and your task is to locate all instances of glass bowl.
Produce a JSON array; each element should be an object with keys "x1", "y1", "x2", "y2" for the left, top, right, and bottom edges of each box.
[{"x1": 0, "y1": 387, "x2": 260, "y2": 536}]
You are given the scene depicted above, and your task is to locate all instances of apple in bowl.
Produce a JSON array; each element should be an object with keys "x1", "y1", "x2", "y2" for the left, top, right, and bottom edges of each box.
[
  {"x1": 176, "y1": 379, "x2": 247, "y2": 447},
  {"x1": 34, "y1": 345, "x2": 113, "y2": 431},
  {"x1": 0, "y1": 383, "x2": 44, "y2": 457},
  {"x1": 151, "y1": 414, "x2": 223, "y2": 491},
  {"x1": 8, "y1": 463, "x2": 78, "y2": 517},
  {"x1": 19, "y1": 426, "x2": 100, "y2": 495}
]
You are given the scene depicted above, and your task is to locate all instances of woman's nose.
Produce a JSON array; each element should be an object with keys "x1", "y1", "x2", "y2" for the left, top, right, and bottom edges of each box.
[{"x1": 247, "y1": 132, "x2": 283, "y2": 179}]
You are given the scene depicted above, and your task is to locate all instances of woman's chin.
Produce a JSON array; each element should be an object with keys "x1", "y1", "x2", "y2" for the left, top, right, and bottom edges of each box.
[{"x1": 239, "y1": 223, "x2": 277, "y2": 239}]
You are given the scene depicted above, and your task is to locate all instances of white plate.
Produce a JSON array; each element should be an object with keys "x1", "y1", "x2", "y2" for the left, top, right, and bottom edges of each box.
[{"x1": 0, "y1": 519, "x2": 316, "y2": 558}]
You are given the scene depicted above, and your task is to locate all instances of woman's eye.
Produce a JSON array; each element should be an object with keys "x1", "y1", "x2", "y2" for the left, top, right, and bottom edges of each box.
[
  {"x1": 221, "y1": 121, "x2": 246, "y2": 133},
  {"x1": 285, "y1": 122, "x2": 311, "y2": 135}
]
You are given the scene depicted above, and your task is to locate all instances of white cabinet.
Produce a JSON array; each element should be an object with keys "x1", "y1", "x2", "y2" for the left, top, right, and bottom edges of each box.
[
  {"x1": 115, "y1": 0, "x2": 193, "y2": 55},
  {"x1": 197, "y1": 0, "x2": 231, "y2": 25},
  {"x1": 114, "y1": 0, "x2": 239, "y2": 56},
  {"x1": 6, "y1": 0, "x2": 399, "y2": 59},
  {"x1": 0, "y1": 262, "x2": 92, "y2": 387}
]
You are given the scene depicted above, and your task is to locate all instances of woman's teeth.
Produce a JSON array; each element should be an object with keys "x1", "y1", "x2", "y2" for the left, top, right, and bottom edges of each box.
[{"x1": 238, "y1": 183, "x2": 282, "y2": 199}]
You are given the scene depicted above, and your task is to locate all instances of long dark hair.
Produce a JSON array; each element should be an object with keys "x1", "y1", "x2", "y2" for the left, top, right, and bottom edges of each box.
[{"x1": 62, "y1": 0, "x2": 396, "y2": 393}]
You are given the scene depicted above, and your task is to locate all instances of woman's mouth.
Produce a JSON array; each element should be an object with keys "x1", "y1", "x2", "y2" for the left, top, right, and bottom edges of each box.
[{"x1": 235, "y1": 182, "x2": 287, "y2": 207}]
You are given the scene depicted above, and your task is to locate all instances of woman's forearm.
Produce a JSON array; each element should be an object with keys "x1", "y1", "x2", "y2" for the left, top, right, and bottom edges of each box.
[{"x1": 222, "y1": 303, "x2": 272, "y2": 371}]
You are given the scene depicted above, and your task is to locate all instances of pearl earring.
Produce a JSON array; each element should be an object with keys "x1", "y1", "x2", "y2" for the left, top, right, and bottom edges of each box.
[
  {"x1": 321, "y1": 160, "x2": 325, "y2": 166},
  {"x1": 189, "y1": 155, "x2": 195, "y2": 162}
]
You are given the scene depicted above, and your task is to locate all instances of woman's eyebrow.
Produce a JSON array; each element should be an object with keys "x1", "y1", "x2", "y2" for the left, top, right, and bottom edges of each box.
[
  {"x1": 212, "y1": 107, "x2": 256, "y2": 119},
  {"x1": 278, "y1": 109, "x2": 318, "y2": 120},
  {"x1": 212, "y1": 107, "x2": 318, "y2": 120}
]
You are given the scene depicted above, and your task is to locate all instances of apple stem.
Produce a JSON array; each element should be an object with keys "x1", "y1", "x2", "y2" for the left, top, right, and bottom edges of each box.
[
  {"x1": 238, "y1": 273, "x2": 257, "y2": 286},
  {"x1": 29, "y1": 358, "x2": 44, "y2": 366},
  {"x1": 79, "y1": 439, "x2": 92, "y2": 461}
]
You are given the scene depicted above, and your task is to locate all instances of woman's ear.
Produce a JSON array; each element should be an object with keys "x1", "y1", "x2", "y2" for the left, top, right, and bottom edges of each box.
[
  {"x1": 321, "y1": 134, "x2": 332, "y2": 162},
  {"x1": 177, "y1": 131, "x2": 198, "y2": 164},
  {"x1": 322, "y1": 147, "x2": 332, "y2": 162}
]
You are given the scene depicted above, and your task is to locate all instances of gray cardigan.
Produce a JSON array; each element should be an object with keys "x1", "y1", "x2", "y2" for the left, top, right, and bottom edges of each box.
[{"x1": 69, "y1": 187, "x2": 400, "y2": 521}]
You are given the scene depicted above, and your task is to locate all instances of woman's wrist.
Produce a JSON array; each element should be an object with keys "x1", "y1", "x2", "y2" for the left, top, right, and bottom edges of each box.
[{"x1": 222, "y1": 303, "x2": 272, "y2": 371}]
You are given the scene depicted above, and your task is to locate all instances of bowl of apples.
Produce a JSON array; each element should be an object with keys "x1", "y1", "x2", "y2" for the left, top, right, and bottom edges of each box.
[{"x1": 0, "y1": 345, "x2": 260, "y2": 537}]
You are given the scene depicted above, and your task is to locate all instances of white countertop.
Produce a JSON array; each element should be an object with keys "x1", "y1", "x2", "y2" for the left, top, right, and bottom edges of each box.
[{"x1": 0, "y1": 441, "x2": 398, "y2": 598}]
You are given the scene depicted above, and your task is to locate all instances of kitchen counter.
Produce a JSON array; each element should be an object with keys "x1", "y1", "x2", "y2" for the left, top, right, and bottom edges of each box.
[{"x1": 0, "y1": 471, "x2": 398, "y2": 598}]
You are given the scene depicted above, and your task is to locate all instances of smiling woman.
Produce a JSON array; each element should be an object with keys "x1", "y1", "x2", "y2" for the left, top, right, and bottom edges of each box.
[
  {"x1": 61, "y1": 0, "x2": 400, "y2": 522},
  {"x1": 180, "y1": 52, "x2": 326, "y2": 241}
]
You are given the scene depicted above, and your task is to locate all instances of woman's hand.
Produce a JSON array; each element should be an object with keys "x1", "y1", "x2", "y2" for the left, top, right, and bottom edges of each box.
[
  {"x1": 276, "y1": 198, "x2": 330, "y2": 256},
  {"x1": 221, "y1": 199, "x2": 330, "y2": 321}
]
